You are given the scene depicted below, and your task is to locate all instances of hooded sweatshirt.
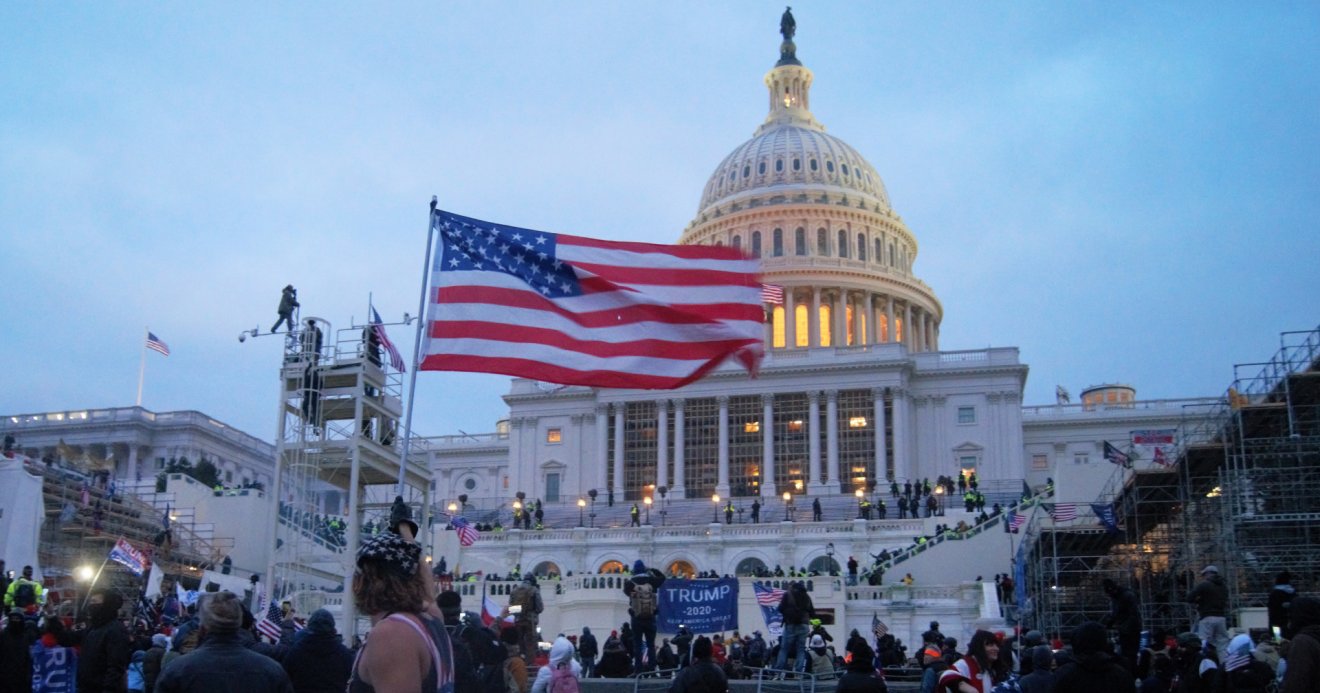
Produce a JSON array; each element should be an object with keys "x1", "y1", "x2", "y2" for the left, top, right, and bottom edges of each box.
[
  {"x1": 1283, "y1": 595, "x2": 1320, "y2": 693},
  {"x1": 1187, "y1": 574, "x2": 1229, "y2": 617},
  {"x1": 1052, "y1": 622, "x2": 1135, "y2": 693},
  {"x1": 1224, "y1": 633, "x2": 1273, "y2": 693},
  {"x1": 531, "y1": 636, "x2": 581, "y2": 693}
]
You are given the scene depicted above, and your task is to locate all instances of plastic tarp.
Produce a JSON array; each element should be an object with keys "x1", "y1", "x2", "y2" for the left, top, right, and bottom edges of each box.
[{"x1": 0, "y1": 457, "x2": 47, "y2": 578}]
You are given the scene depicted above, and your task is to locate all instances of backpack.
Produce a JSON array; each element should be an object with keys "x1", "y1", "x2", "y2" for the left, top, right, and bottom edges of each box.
[
  {"x1": 630, "y1": 582, "x2": 657, "y2": 618},
  {"x1": 549, "y1": 662, "x2": 579, "y2": 693},
  {"x1": 746, "y1": 638, "x2": 766, "y2": 666},
  {"x1": 445, "y1": 624, "x2": 481, "y2": 693},
  {"x1": 13, "y1": 581, "x2": 36, "y2": 608}
]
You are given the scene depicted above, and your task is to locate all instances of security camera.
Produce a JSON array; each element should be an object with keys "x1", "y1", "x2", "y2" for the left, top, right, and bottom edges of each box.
[{"x1": 238, "y1": 333, "x2": 247, "y2": 343}]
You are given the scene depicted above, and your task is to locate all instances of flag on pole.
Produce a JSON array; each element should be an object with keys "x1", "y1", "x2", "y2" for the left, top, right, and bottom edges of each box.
[
  {"x1": 145, "y1": 563, "x2": 165, "y2": 599},
  {"x1": 176, "y1": 582, "x2": 198, "y2": 607},
  {"x1": 145, "y1": 332, "x2": 171, "y2": 357},
  {"x1": 108, "y1": 538, "x2": 147, "y2": 576},
  {"x1": 1007, "y1": 512, "x2": 1027, "y2": 532},
  {"x1": 134, "y1": 592, "x2": 159, "y2": 630},
  {"x1": 370, "y1": 307, "x2": 408, "y2": 373},
  {"x1": 871, "y1": 613, "x2": 889, "y2": 639},
  {"x1": 760, "y1": 284, "x2": 784, "y2": 305},
  {"x1": 1104, "y1": 442, "x2": 1132, "y2": 469},
  {"x1": 422, "y1": 210, "x2": 764, "y2": 390},
  {"x1": 452, "y1": 516, "x2": 478, "y2": 547},
  {"x1": 752, "y1": 582, "x2": 786, "y2": 637},
  {"x1": 256, "y1": 596, "x2": 284, "y2": 642},
  {"x1": 1048, "y1": 503, "x2": 1078, "y2": 522},
  {"x1": 1091, "y1": 503, "x2": 1120, "y2": 534},
  {"x1": 162, "y1": 504, "x2": 170, "y2": 530},
  {"x1": 1152, "y1": 447, "x2": 1171, "y2": 467}
]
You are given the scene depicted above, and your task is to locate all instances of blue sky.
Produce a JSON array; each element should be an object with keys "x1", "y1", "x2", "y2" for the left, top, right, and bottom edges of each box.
[{"x1": 2, "y1": 1, "x2": 1317, "y2": 442}]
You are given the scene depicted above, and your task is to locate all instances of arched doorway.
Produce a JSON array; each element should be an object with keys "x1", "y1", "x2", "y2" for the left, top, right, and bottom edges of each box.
[
  {"x1": 599, "y1": 560, "x2": 626, "y2": 574},
  {"x1": 531, "y1": 561, "x2": 561, "y2": 578},
  {"x1": 735, "y1": 557, "x2": 769, "y2": 577},
  {"x1": 667, "y1": 560, "x2": 696, "y2": 579},
  {"x1": 807, "y1": 556, "x2": 840, "y2": 575}
]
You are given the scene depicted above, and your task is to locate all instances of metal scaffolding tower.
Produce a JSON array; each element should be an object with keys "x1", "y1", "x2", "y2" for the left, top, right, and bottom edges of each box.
[{"x1": 265, "y1": 316, "x2": 431, "y2": 637}]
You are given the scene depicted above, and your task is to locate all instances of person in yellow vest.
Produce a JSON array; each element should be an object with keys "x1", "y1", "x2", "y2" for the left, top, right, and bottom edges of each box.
[
  {"x1": 724, "y1": 501, "x2": 735, "y2": 524},
  {"x1": 630, "y1": 503, "x2": 640, "y2": 527},
  {"x1": 4, "y1": 566, "x2": 46, "y2": 615}
]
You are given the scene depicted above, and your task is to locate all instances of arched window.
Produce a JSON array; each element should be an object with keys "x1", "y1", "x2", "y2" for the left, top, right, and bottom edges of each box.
[
  {"x1": 667, "y1": 560, "x2": 697, "y2": 579},
  {"x1": 817, "y1": 228, "x2": 828, "y2": 256},
  {"x1": 819, "y1": 304, "x2": 832, "y2": 347},
  {"x1": 772, "y1": 306, "x2": 785, "y2": 348},
  {"x1": 772, "y1": 228, "x2": 784, "y2": 256},
  {"x1": 889, "y1": 243, "x2": 895, "y2": 265},
  {"x1": 731, "y1": 235, "x2": 742, "y2": 251},
  {"x1": 857, "y1": 233, "x2": 867, "y2": 261},
  {"x1": 532, "y1": 561, "x2": 561, "y2": 577},
  {"x1": 792, "y1": 158, "x2": 801, "y2": 171},
  {"x1": 841, "y1": 163, "x2": 850, "y2": 176},
  {"x1": 810, "y1": 159, "x2": 818, "y2": 172},
  {"x1": 735, "y1": 557, "x2": 769, "y2": 576},
  {"x1": 795, "y1": 228, "x2": 807, "y2": 256},
  {"x1": 807, "y1": 556, "x2": 841, "y2": 575},
  {"x1": 758, "y1": 161, "x2": 766, "y2": 175},
  {"x1": 794, "y1": 304, "x2": 809, "y2": 347},
  {"x1": 826, "y1": 160, "x2": 835, "y2": 173},
  {"x1": 775, "y1": 159, "x2": 784, "y2": 173},
  {"x1": 875, "y1": 238, "x2": 883, "y2": 263},
  {"x1": 599, "y1": 560, "x2": 626, "y2": 574},
  {"x1": 837, "y1": 230, "x2": 848, "y2": 258},
  {"x1": 743, "y1": 165, "x2": 750, "y2": 178},
  {"x1": 751, "y1": 231, "x2": 762, "y2": 258}
]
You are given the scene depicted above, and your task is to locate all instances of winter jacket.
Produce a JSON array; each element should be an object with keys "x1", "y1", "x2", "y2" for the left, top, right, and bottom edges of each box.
[
  {"x1": 282, "y1": 631, "x2": 354, "y2": 693},
  {"x1": 142, "y1": 645, "x2": 167, "y2": 692},
  {"x1": 156, "y1": 632, "x2": 294, "y2": 693},
  {"x1": 1051, "y1": 622, "x2": 1134, "y2": 693},
  {"x1": 1282, "y1": 596, "x2": 1320, "y2": 693},
  {"x1": 1269, "y1": 583, "x2": 1297, "y2": 636},
  {"x1": 1187, "y1": 575, "x2": 1229, "y2": 618},
  {"x1": 530, "y1": 637, "x2": 581, "y2": 693},
  {"x1": 668, "y1": 659, "x2": 728, "y2": 693},
  {"x1": 835, "y1": 670, "x2": 887, "y2": 693},
  {"x1": 78, "y1": 618, "x2": 132, "y2": 693},
  {"x1": 578, "y1": 629, "x2": 598, "y2": 659}
]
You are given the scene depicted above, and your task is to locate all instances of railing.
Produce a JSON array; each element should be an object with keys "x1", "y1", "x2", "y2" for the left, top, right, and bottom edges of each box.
[
  {"x1": 1021, "y1": 397, "x2": 1221, "y2": 419},
  {"x1": 0, "y1": 406, "x2": 275, "y2": 458}
]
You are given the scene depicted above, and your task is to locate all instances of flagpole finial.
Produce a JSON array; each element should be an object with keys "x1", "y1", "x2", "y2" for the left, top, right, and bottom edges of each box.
[{"x1": 430, "y1": 196, "x2": 438, "y2": 213}]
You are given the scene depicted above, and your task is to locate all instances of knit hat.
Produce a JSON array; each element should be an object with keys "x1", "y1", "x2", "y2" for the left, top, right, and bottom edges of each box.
[
  {"x1": 307, "y1": 608, "x2": 336, "y2": 635},
  {"x1": 633, "y1": 560, "x2": 646, "y2": 574},
  {"x1": 199, "y1": 592, "x2": 242, "y2": 634},
  {"x1": 1071, "y1": 622, "x2": 1108, "y2": 656},
  {"x1": 692, "y1": 636, "x2": 713, "y2": 660},
  {"x1": 356, "y1": 532, "x2": 421, "y2": 577},
  {"x1": 1201, "y1": 565, "x2": 1219, "y2": 575}
]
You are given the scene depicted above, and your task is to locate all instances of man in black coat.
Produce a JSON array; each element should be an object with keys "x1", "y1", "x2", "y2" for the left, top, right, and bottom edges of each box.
[
  {"x1": 157, "y1": 591, "x2": 292, "y2": 693},
  {"x1": 281, "y1": 609, "x2": 353, "y2": 693},
  {"x1": 0, "y1": 609, "x2": 36, "y2": 693},
  {"x1": 578, "y1": 626, "x2": 599, "y2": 678},
  {"x1": 78, "y1": 589, "x2": 131, "y2": 693},
  {"x1": 1052, "y1": 621, "x2": 1135, "y2": 693},
  {"x1": 1101, "y1": 578, "x2": 1142, "y2": 672},
  {"x1": 669, "y1": 637, "x2": 728, "y2": 693}
]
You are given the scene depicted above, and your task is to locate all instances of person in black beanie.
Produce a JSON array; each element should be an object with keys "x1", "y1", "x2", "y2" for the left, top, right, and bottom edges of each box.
[
  {"x1": 836, "y1": 642, "x2": 886, "y2": 693},
  {"x1": 78, "y1": 589, "x2": 131, "y2": 693},
  {"x1": 282, "y1": 608, "x2": 353, "y2": 692},
  {"x1": 669, "y1": 636, "x2": 727, "y2": 693}
]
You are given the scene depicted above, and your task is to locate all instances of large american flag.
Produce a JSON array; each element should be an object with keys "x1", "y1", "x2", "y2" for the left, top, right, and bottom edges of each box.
[
  {"x1": 145, "y1": 332, "x2": 170, "y2": 357},
  {"x1": 1048, "y1": 503, "x2": 1079, "y2": 522},
  {"x1": 421, "y1": 211, "x2": 764, "y2": 389},
  {"x1": 256, "y1": 597, "x2": 283, "y2": 642},
  {"x1": 753, "y1": 582, "x2": 785, "y2": 605},
  {"x1": 370, "y1": 307, "x2": 407, "y2": 372},
  {"x1": 452, "y1": 516, "x2": 478, "y2": 547},
  {"x1": 1007, "y1": 512, "x2": 1028, "y2": 532}
]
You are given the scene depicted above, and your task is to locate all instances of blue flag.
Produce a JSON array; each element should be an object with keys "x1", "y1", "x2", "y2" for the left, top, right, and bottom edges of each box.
[
  {"x1": 752, "y1": 582, "x2": 785, "y2": 637},
  {"x1": 658, "y1": 578, "x2": 738, "y2": 635},
  {"x1": 1091, "y1": 503, "x2": 1119, "y2": 534}
]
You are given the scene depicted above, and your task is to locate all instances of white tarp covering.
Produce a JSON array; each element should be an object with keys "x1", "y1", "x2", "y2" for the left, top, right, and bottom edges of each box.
[{"x1": 0, "y1": 456, "x2": 47, "y2": 578}]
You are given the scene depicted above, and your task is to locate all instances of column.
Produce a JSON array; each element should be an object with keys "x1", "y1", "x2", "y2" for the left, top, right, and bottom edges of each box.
[
  {"x1": 810, "y1": 288, "x2": 821, "y2": 348},
  {"x1": 886, "y1": 296, "x2": 896, "y2": 344},
  {"x1": 904, "y1": 302, "x2": 913, "y2": 350},
  {"x1": 833, "y1": 291, "x2": 846, "y2": 347},
  {"x1": 892, "y1": 388, "x2": 910, "y2": 482},
  {"x1": 867, "y1": 294, "x2": 879, "y2": 345},
  {"x1": 761, "y1": 393, "x2": 775, "y2": 497},
  {"x1": 612, "y1": 404, "x2": 625, "y2": 496},
  {"x1": 716, "y1": 396, "x2": 730, "y2": 496},
  {"x1": 763, "y1": 309, "x2": 773, "y2": 349},
  {"x1": 873, "y1": 388, "x2": 888, "y2": 483},
  {"x1": 127, "y1": 445, "x2": 139, "y2": 484},
  {"x1": 656, "y1": 399, "x2": 669, "y2": 491},
  {"x1": 825, "y1": 390, "x2": 839, "y2": 491},
  {"x1": 920, "y1": 311, "x2": 929, "y2": 352},
  {"x1": 785, "y1": 289, "x2": 797, "y2": 348},
  {"x1": 807, "y1": 391, "x2": 821, "y2": 490},
  {"x1": 595, "y1": 405, "x2": 608, "y2": 493},
  {"x1": 672, "y1": 399, "x2": 686, "y2": 498}
]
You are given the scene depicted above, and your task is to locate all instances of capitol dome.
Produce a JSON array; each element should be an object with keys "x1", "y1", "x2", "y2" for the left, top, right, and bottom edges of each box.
[{"x1": 679, "y1": 15, "x2": 943, "y2": 354}]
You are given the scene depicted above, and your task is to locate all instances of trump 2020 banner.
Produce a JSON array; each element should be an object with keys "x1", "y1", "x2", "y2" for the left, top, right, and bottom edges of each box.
[{"x1": 658, "y1": 578, "x2": 738, "y2": 634}]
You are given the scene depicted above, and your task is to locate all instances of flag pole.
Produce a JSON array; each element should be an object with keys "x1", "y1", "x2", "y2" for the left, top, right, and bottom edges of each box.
[
  {"x1": 136, "y1": 327, "x2": 148, "y2": 407},
  {"x1": 397, "y1": 196, "x2": 439, "y2": 492}
]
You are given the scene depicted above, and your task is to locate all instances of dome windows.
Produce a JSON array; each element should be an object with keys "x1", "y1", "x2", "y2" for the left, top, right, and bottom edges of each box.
[
  {"x1": 857, "y1": 233, "x2": 867, "y2": 261},
  {"x1": 795, "y1": 227, "x2": 807, "y2": 256},
  {"x1": 837, "y1": 229, "x2": 848, "y2": 258},
  {"x1": 743, "y1": 165, "x2": 751, "y2": 178},
  {"x1": 792, "y1": 158, "x2": 801, "y2": 171},
  {"x1": 841, "y1": 163, "x2": 850, "y2": 176},
  {"x1": 810, "y1": 159, "x2": 818, "y2": 172},
  {"x1": 731, "y1": 234, "x2": 742, "y2": 251},
  {"x1": 826, "y1": 160, "x2": 835, "y2": 173},
  {"x1": 772, "y1": 228, "x2": 784, "y2": 257},
  {"x1": 751, "y1": 231, "x2": 762, "y2": 258},
  {"x1": 816, "y1": 228, "x2": 828, "y2": 255},
  {"x1": 758, "y1": 161, "x2": 766, "y2": 175}
]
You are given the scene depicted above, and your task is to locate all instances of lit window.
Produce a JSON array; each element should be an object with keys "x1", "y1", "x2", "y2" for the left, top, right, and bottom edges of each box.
[
  {"x1": 957, "y1": 407, "x2": 975, "y2": 424},
  {"x1": 794, "y1": 304, "x2": 809, "y2": 347},
  {"x1": 772, "y1": 306, "x2": 785, "y2": 348},
  {"x1": 848, "y1": 416, "x2": 868, "y2": 428},
  {"x1": 819, "y1": 304, "x2": 832, "y2": 347},
  {"x1": 744, "y1": 421, "x2": 760, "y2": 433},
  {"x1": 787, "y1": 420, "x2": 804, "y2": 433},
  {"x1": 546, "y1": 428, "x2": 562, "y2": 443},
  {"x1": 959, "y1": 456, "x2": 977, "y2": 472},
  {"x1": 1032, "y1": 454, "x2": 1049, "y2": 470}
]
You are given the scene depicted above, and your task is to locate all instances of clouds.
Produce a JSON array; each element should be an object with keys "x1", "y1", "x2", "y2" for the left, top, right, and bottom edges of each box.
[{"x1": 1, "y1": 2, "x2": 1317, "y2": 440}]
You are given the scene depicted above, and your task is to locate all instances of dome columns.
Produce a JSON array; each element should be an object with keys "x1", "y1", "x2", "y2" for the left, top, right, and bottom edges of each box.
[{"x1": 769, "y1": 285, "x2": 940, "y2": 353}]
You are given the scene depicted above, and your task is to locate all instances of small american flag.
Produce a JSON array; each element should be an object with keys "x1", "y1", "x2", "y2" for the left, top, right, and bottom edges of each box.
[
  {"x1": 753, "y1": 582, "x2": 785, "y2": 605},
  {"x1": 872, "y1": 613, "x2": 889, "y2": 638},
  {"x1": 1049, "y1": 503, "x2": 1078, "y2": 522},
  {"x1": 452, "y1": 516, "x2": 478, "y2": 547},
  {"x1": 1153, "y1": 447, "x2": 1171, "y2": 467},
  {"x1": 370, "y1": 307, "x2": 407, "y2": 373},
  {"x1": 256, "y1": 597, "x2": 283, "y2": 642},
  {"x1": 1008, "y1": 512, "x2": 1027, "y2": 532},
  {"x1": 146, "y1": 332, "x2": 170, "y2": 357},
  {"x1": 760, "y1": 283, "x2": 784, "y2": 305}
]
